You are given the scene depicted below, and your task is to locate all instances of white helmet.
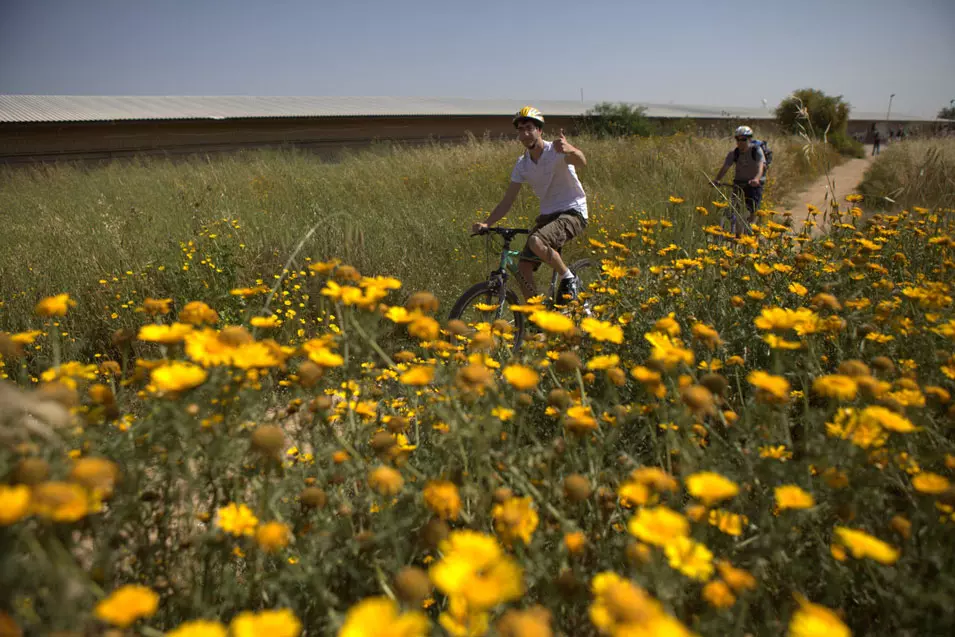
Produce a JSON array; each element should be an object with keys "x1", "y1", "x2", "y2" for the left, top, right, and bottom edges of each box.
[{"x1": 735, "y1": 125, "x2": 754, "y2": 138}]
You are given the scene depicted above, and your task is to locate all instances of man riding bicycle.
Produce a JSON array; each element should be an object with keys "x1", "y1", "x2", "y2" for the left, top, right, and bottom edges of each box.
[
  {"x1": 471, "y1": 106, "x2": 588, "y2": 302},
  {"x1": 711, "y1": 125, "x2": 766, "y2": 232}
]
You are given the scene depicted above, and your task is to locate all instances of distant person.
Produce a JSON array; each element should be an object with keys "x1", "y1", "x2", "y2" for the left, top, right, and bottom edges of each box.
[
  {"x1": 471, "y1": 106, "x2": 588, "y2": 302},
  {"x1": 711, "y1": 125, "x2": 766, "y2": 230},
  {"x1": 873, "y1": 130, "x2": 882, "y2": 156}
]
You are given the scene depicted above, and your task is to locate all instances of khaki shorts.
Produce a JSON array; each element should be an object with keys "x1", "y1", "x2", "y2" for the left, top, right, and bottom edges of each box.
[{"x1": 520, "y1": 210, "x2": 587, "y2": 269}]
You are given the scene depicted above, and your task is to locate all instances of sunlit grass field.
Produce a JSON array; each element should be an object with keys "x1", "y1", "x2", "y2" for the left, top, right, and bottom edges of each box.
[{"x1": 1, "y1": 135, "x2": 954, "y2": 636}]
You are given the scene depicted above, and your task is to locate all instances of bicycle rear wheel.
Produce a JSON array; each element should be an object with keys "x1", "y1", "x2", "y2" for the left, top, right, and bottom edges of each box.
[
  {"x1": 550, "y1": 259, "x2": 601, "y2": 315},
  {"x1": 449, "y1": 281, "x2": 526, "y2": 351}
]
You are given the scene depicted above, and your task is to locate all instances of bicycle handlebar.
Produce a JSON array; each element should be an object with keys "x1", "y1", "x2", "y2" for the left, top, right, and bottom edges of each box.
[{"x1": 470, "y1": 227, "x2": 531, "y2": 238}]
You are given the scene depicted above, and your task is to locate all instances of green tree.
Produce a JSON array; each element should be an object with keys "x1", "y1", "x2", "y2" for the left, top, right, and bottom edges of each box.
[
  {"x1": 578, "y1": 102, "x2": 657, "y2": 138},
  {"x1": 775, "y1": 88, "x2": 851, "y2": 137},
  {"x1": 938, "y1": 105, "x2": 955, "y2": 120},
  {"x1": 776, "y1": 88, "x2": 861, "y2": 157}
]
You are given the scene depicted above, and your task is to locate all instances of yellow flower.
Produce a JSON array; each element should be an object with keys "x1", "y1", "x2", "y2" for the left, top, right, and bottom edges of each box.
[
  {"x1": 564, "y1": 531, "x2": 587, "y2": 554},
  {"x1": 581, "y1": 317, "x2": 624, "y2": 344},
  {"x1": 586, "y1": 354, "x2": 620, "y2": 371},
  {"x1": 496, "y1": 606, "x2": 552, "y2": 637},
  {"x1": 137, "y1": 322, "x2": 194, "y2": 344},
  {"x1": 686, "y1": 472, "x2": 739, "y2": 506},
  {"x1": 70, "y1": 457, "x2": 120, "y2": 498},
  {"x1": 423, "y1": 480, "x2": 461, "y2": 521},
  {"x1": 669, "y1": 196, "x2": 685, "y2": 204},
  {"x1": 653, "y1": 314, "x2": 681, "y2": 336},
  {"x1": 859, "y1": 406, "x2": 916, "y2": 433},
  {"x1": 589, "y1": 572, "x2": 693, "y2": 636},
  {"x1": 429, "y1": 530, "x2": 523, "y2": 612},
  {"x1": 94, "y1": 585, "x2": 159, "y2": 628},
  {"x1": 256, "y1": 521, "x2": 291, "y2": 552},
  {"x1": 385, "y1": 306, "x2": 414, "y2": 324},
  {"x1": 912, "y1": 472, "x2": 950, "y2": 494},
  {"x1": 748, "y1": 370, "x2": 791, "y2": 403},
  {"x1": 775, "y1": 485, "x2": 815, "y2": 510},
  {"x1": 492, "y1": 406, "x2": 515, "y2": 422},
  {"x1": 369, "y1": 466, "x2": 404, "y2": 496},
  {"x1": 408, "y1": 315, "x2": 440, "y2": 341},
  {"x1": 0, "y1": 485, "x2": 31, "y2": 525},
  {"x1": 789, "y1": 283, "x2": 808, "y2": 296},
  {"x1": 250, "y1": 315, "x2": 280, "y2": 328},
  {"x1": 759, "y1": 445, "x2": 793, "y2": 461},
  {"x1": 185, "y1": 329, "x2": 236, "y2": 366},
  {"x1": 492, "y1": 496, "x2": 539, "y2": 546},
  {"x1": 167, "y1": 619, "x2": 228, "y2": 637},
  {"x1": 564, "y1": 404, "x2": 598, "y2": 433},
  {"x1": 618, "y1": 481, "x2": 650, "y2": 508},
  {"x1": 708, "y1": 509, "x2": 746, "y2": 536},
  {"x1": 230, "y1": 609, "x2": 302, "y2": 637},
  {"x1": 754, "y1": 307, "x2": 817, "y2": 331},
  {"x1": 691, "y1": 323, "x2": 722, "y2": 349},
  {"x1": 702, "y1": 580, "x2": 736, "y2": 609},
  {"x1": 630, "y1": 467, "x2": 678, "y2": 491},
  {"x1": 35, "y1": 293, "x2": 76, "y2": 317},
  {"x1": 645, "y1": 332, "x2": 694, "y2": 369},
  {"x1": 530, "y1": 311, "x2": 575, "y2": 334},
  {"x1": 232, "y1": 341, "x2": 283, "y2": 370},
  {"x1": 665, "y1": 536, "x2": 714, "y2": 581},
  {"x1": 30, "y1": 481, "x2": 90, "y2": 522},
  {"x1": 400, "y1": 366, "x2": 435, "y2": 386},
  {"x1": 338, "y1": 597, "x2": 429, "y2": 637},
  {"x1": 833, "y1": 527, "x2": 899, "y2": 565},
  {"x1": 139, "y1": 297, "x2": 172, "y2": 315},
  {"x1": 308, "y1": 347, "x2": 345, "y2": 368},
  {"x1": 717, "y1": 561, "x2": 756, "y2": 592},
  {"x1": 179, "y1": 300, "x2": 219, "y2": 325},
  {"x1": 216, "y1": 503, "x2": 259, "y2": 537},
  {"x1": 812, "y1": 375, "x2": 858, "y2": 401},
  {"x1": 627, "y1": 506, "x2": 688, "y2": 546},
  {"x1": 151, "y1": 361, "x2": 208, "y2": 393},
  {"x1": 788, "y1": 595, "x2": 851, "y2": 637},
  {"x1": 503, "y1": 364, "x2": 539, "y2": 390}
]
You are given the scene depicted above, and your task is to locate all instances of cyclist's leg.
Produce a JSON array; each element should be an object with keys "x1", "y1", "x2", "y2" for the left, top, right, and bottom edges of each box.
[
  {"x1": 515, "y1": 258, "x2": 538, "y2": 301},
  {"x1": 744, "y1": 184, "x2": 762, "y2": 225}
]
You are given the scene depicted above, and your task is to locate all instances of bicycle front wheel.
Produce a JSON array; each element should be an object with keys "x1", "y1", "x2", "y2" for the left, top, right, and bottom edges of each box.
[{"x1": 449, "y1": 281, "x2": 526, "y2": 351}]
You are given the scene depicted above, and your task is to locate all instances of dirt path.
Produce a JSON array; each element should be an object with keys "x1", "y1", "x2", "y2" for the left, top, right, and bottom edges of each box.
[{"x1": 782, "y1": 147, "x2": 875, "y2": 236}]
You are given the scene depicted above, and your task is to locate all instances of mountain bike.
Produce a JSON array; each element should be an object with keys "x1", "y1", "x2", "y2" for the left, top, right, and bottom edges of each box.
[
  {"x1": 711, "y1": 181, "x2": 756, "y2": 237},
  {"x1": 449, "y1": 227, "x2": 598, "y2": 351}
]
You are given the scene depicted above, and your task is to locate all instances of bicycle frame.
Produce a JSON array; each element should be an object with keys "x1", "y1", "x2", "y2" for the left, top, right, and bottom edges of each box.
[
  {"x1": 489, "y1": 239, "x2": 560, "y2": 307},
  {"x1": 712, "y1": 183, "x2": 755, "y2": 237}
]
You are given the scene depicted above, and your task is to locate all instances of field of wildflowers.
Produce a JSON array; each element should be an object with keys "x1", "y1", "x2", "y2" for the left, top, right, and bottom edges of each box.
[{"x1": 1, "y1": 137, "x2": 954, "y2": 636}]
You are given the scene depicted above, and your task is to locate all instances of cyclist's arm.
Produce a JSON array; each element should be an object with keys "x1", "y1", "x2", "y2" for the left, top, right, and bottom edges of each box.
[{"x1": 484, "y1": 181, "x2": 522, "y2": 226}]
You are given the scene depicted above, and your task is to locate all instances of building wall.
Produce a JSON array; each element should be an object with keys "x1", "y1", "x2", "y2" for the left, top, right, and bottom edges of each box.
[{"x1": 0, "y1": 115, "x2": 580, "y2": 164}]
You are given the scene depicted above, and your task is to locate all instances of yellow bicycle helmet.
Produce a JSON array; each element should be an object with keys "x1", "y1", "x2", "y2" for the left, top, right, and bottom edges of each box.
[{"x1": 513, "y1": 106, "x2": 544, "y2": 128}]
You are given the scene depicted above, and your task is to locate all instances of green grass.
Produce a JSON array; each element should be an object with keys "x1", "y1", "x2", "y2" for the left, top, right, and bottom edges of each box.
[{"x1": 0, "y1": 134, "x2": 840, "y2": 355}]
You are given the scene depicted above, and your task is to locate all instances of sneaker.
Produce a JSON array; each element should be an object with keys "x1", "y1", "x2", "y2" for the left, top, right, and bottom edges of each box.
[{"x1": 556, "y1": 275, "x2": 581, "y2": 303}]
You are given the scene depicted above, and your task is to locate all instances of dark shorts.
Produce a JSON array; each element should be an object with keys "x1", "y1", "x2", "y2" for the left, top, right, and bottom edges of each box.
[
  {"x1": 734, "y1": 181, "x2": 764, "y2": 217},
  {"x1": 520, "y1": 210, "x2": 587, "y2": 270}
]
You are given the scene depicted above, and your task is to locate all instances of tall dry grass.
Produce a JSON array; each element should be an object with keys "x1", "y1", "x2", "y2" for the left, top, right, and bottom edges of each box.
[
  {"x1": 0, "y1": 134, "x2": 839, "y2": 354},
  {"x1": 859, "y1": 138, "x2": 955, "y2": 211}
]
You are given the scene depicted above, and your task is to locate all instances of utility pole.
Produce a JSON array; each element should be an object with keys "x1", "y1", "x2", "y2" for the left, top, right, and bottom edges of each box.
[
  {"x1": 885, "y1": 93, "x2": 896, "y2": 124},
  {"x1": 580, "y1": 88, "x2": 584, "y2": 103}
]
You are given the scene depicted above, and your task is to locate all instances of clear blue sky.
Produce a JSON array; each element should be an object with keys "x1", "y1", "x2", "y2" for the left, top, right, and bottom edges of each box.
[{"x1": 1, "y1": 0, "x2": 953, "y2": 117}]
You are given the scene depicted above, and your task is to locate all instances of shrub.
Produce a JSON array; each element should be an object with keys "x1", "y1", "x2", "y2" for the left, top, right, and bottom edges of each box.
[{"x1": 577, "y1": 102, "x2": 658, "y2": 138}]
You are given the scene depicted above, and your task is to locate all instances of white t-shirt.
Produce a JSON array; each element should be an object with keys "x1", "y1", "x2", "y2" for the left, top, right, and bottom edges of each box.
[{"x1": 510, "y1": 141, "x2": 588, "y2": 219}]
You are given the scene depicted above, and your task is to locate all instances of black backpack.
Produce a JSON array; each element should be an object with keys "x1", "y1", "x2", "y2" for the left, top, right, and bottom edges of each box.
[{"x1": 734, "y1": 139, "x2": 772, "y2": 169}]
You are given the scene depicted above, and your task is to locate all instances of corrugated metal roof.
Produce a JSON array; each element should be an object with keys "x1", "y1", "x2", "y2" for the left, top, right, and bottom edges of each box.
[{"x1": 0, "y1": 95, "x2": 939, "y2": 124}]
